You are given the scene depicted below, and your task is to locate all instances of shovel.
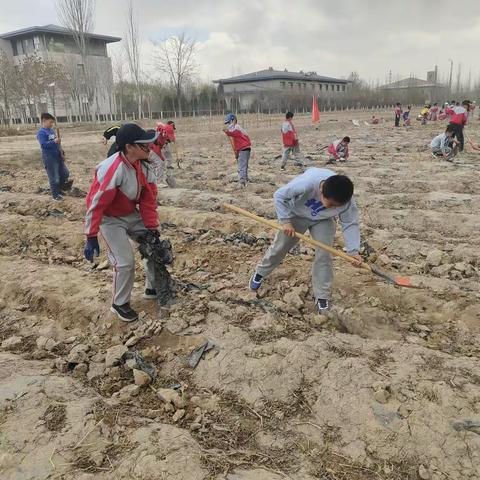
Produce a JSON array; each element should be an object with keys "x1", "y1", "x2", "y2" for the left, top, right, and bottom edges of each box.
[{"x1": 222, "y1": 203, "x2": 415, "y2": 288}]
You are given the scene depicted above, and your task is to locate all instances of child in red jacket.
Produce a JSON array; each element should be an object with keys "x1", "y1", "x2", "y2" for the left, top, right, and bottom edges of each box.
[
  {"x1": 223, "y1": 114, "x2": 252, "y2": 187},
  {"x1": 327, "y1": 137, "x2": 350, "y2": 163},
  {"x1": 280, "y1": 111, "x2": 306, "y2": 170},
  {"x1": 83, "y1": 124, "x2": 160, "y2": 322}
]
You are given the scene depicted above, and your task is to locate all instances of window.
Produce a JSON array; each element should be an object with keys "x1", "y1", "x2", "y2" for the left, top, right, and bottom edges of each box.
[
  {"x1": 342, "y1": 85, "x2": 346, "y2": 91},
  {"x1": 48, "y1": 37, "x2": 65, "y2": 53},
  {"x1": 21, "y1": 38, "x2": 29, "y2": 54},
  {"x1": 280, "y1": 81, "x2": 286, "y2": 88},
  {"x1": 319, "y1": 84, "x2": 323, "y2": 91},
  {"x1": 289, "y1": 82, "x2": 293, "y2": 89},
  {"x1": 16, "y1": 40, "x2": 24, "y2": 55},
  {"x1": 336, "y1": 85, "x2": 340, "y2": 91},
  {"x1": 33, "y1": 36, "x2": 41, "y2": 52},
  {"x1": 12, "y1": 41, "x2": 18, "y2": 56}
]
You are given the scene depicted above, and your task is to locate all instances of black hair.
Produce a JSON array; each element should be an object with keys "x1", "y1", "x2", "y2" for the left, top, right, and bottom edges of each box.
[
  {"x1": 342, "y1": 136, "x2": 350, "y2": 143},
  {"x1": 322, "y1": 175, "x2": 354, "y2": 205},
  {"x1": 286, "y1": 111, "x2": 294, "y2": 119},
  {"x1": 445, "y1": 125, "x2": 455, "y2": 134},
  {"x1": 396, "y1": 102, "x2": 401, "y2": 106},
  {"x1": 166, "y1": 120, "x2": 176, "y2": 129},
  {"x1": 41, "y1": 112, "x2": 55, "y2": 121}
]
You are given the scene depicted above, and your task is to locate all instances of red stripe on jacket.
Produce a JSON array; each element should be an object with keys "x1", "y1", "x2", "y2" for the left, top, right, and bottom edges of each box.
[
  {"x1": 281, "y1": 120, "x2": 298, "y2": 147},
  {"x1": 84, "y1": 153, "x2": 158, "y2": 237},
  {"x1": 224, "y1": 125, "x2": 251, "y2": 152}
]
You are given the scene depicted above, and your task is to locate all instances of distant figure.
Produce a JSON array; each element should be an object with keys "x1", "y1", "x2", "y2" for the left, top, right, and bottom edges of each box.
[
  {"x1": 394, "y1": 102, "x2": 402, "y2": 127},
  {"x1": 420, "y1": 104, "x2": 430, "y2": 125},
  {"x1": 327, "y1": 137, "x2": 350, "y2": 163},
  {"x1": 102, "y1": 124, "x2": 122, "y2": 157},
  {"x1": 430, "y1": 125, "x2": 459, "y2": 162},
  {"x1": 403, "y1": 106, "x2": 411, "y2": 126},
  {"x1": 429, "y1": 103, "x2": 439, "y2": 121},
  {"x1": 36, "y1": 113, "x2": 72, "y2": 201},
  {"x1": 223, "y1": 114, "x2": 252, "y2": 187},
  {"x1": 280, "y1": 111, "x2": 306, "y2": 170},
  {"x1": 153, "y1": 121, "x2": 177, "y2": 188},
  {"x1": 445, "y1": 100, "x2": 469, "y2": 151}
]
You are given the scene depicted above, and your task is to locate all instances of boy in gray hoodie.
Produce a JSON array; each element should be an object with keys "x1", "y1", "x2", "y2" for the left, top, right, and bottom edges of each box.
[{"x1": 250, "y1": 168, "x2": 363, "y2": 313}]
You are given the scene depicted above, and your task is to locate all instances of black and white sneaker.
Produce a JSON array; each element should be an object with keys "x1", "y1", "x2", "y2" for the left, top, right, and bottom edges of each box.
[
  {"x1": 316, "y1": 299, "x2": 330, "y2": 314},
  {"x1": 110, "y1": 303, "x2": 139, "y2": 322},
  {"x1": 143, "y1": 288, "x2": 158, "y2": 299},
  {"x1": 52, "y1": 194, "x2": 64, "y2": 202}
]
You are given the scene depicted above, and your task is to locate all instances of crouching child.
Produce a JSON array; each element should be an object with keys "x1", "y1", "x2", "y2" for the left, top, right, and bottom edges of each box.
[
  {"x1": 430, "y1": 125, "x2": 459, "y2": 162},
  {"x1": 250, "y1": 168, "x2": 363, "y2": 314},
  {"x1": 327, "y1": 136, "x2": 350, "y2": 163}
]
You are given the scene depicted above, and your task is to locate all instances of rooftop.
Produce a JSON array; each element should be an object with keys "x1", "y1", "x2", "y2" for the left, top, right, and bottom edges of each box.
[
  {"x1": 379, "y1": 77, "x2": 446, "y2": 90},
  {"x1": 0, "y1": 24, "x2": 121, "y2": 43},
  {"x1": 214, "y1": 68, "x2": 348, "y2": 84}
]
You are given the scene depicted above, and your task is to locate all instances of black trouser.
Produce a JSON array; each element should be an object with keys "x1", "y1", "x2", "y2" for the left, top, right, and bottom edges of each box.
[
  {"x1": 395, "y1": 115, "x2": 400, "y2": 127},
  {"x1": 449, "y1": 123, "x2": 464, "y2": 151}
]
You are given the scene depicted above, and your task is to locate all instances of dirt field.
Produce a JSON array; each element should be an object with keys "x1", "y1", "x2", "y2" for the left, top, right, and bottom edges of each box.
[{"x1": 0, "y1": 109, "x2": 479, "y2": 480}]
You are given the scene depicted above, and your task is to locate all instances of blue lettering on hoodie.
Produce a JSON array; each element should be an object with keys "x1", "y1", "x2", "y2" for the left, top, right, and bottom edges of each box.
[{"x1": 304, "y1": 198, "x2": 325, "y2": 216}]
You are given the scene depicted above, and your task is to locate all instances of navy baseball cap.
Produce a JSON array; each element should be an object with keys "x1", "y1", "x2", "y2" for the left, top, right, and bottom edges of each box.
[{"x1": 116, "y1": 124, "x2": 159, "y2": 148}]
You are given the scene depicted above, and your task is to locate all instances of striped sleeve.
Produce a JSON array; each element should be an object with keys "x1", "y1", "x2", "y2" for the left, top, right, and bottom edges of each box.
[{"x1": 84, "y1": 159, "x2": 122, "y2": 236}]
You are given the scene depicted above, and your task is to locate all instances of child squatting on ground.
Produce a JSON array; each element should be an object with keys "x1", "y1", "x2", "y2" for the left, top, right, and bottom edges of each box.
[
  {"x1": 249, "y1": 168, "x2": 363, "y2": 314},
  {"x1": 430, "y1": 125, "x2": 459, "y2": 162},
  {"x1": 223, "y1": 114, "x2": 252, "y2": 187},
  {"x1": 327, "y1": 137, "x2": 350, "y2": 163},
  {"x1": 36, "y1": 113, "x2": 72, "y2": 201},
  {"x1": 280, "y1": 111, "x2": 307, "y2": 170},
  {"x1": 83, "y1": 124, "x2": 160, "y2": 323}
]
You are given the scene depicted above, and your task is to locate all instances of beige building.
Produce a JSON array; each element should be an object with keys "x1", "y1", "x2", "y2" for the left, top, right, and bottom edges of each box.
[
  {"x1": 379, "y1": 71, "x2": 449, "y2": 104},
  {"x1": 0, "y1": 24, "x2": 120, "y2": 122},
  {"x1": 214, "y1": 67, "x2": 349, "y2": 110}
]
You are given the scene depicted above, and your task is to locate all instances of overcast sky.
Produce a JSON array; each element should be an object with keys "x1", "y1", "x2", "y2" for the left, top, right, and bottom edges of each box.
[{"x1": 2, "y1": 0, "x2": 480, "y2": 86}]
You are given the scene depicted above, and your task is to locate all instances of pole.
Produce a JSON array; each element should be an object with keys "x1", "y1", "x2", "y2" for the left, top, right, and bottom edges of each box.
[{"x1": 448, "y1": 59, "x2": 453, "y2": 93}]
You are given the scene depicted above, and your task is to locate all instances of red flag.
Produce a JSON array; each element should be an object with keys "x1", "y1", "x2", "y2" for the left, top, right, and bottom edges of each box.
[{"x1": 312, "y1": 95, "x2": 320, "y2": 123}]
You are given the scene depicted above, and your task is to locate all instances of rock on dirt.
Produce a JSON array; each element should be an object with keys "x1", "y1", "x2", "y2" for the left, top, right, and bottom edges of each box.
[
  {"x1": 36, "y1": 336, "x2": 57, "y2": 351},
  {"x1": 105, "y1": 344, "x2": 128, "y2": 367},
  {"x1": 67, "y1": 343, "x2": 90, "y2": 364},
  {"x1": 157, "y1": 388, "x2": 186, "y2": 409},
  {"x1": 133, "y1": 369, "x2": 152, "y2": 387},
  {"x1": 426, "y1": 249, "x2": 443, "y2": 267},
  {"x1": 113, "y1": 384, "x2": 140, "y2": 402},
  {"x1": 418, "y1": 464, "x2": 431, "y2": 479},
  {"x1": 1, "y1": 336, "x2": 22, "y2": 350},
  {"x1": 172, "y1": 409, "x2": 186, "y2": 422}
]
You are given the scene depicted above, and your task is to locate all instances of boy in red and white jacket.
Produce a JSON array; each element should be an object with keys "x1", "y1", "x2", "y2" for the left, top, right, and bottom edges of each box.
[
  {"x1": 394, "y1": 103, "x2": 402, "y2": 127},
  {"x1": 223, "y1": 114, "x2": 251, "y2": 187},
  {"x1": 83, "y1": 124, "x2": 160, "y2": 322},
  {"x1": 327, "y1": 137, "x2": 350, "y2": 163},
  {"x1": 149, "y1": 121, "x2": 177, "y2": 188},
  {"x1": 280, "y1": 111, "x2": 306, "y2": 170},
  {"x1": 446, "y1": 100, "x2": 469, "y2": 151}
]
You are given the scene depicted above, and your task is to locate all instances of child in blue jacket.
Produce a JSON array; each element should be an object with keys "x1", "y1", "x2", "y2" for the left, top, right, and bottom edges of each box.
[{"x1": 36, "y1": 113, "x2": 71, "y2": 200}]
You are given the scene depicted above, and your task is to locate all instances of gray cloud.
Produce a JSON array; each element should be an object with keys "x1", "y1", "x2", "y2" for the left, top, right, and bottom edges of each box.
[{"x1": 2, "y1": 0, "x2": 480, "y2": 85}]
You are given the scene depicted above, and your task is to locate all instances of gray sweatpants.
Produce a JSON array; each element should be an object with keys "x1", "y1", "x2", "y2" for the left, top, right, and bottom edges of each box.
[
  {"x1": 237, "y1": 149, "x2": 250, "y2": 182},
  {"x1": 256, "y1": 217, "x2": 336, "y2": 300},
  {"x1": 158, "y1": 143, "x2": 176, "y2": 187},
  {"x1": 100, "y1": 212, "x2": 156, "y2": 306},
  {"x1": 432, "y1": 146, "x2": 455, "y2": 161},
  {"x1": 281, "y1": 144, "x2": 306, "y2": 168}
]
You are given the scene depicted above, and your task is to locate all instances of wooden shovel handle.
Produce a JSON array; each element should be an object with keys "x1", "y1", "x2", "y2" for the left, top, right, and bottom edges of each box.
[{"x1": 222, "y1": 203, "x2": 371, "y2": 272}]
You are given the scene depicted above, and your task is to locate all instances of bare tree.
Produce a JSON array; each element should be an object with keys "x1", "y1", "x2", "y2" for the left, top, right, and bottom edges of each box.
[
  {"x1": 112, "y1": 50, "x2": 126, "y2": 119},
  {"x1": 125, "y1": 0, "x2": 142, "y2": 119},
  {"x1": 0, "y1": 49, "x2": 18, "y2": 124},
  {"x1": 56, "y1": 0, "x2": 96, "y2": 119},
  {"x1": 154, "y1": 33, "x2": 197, "y2": 117}
]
